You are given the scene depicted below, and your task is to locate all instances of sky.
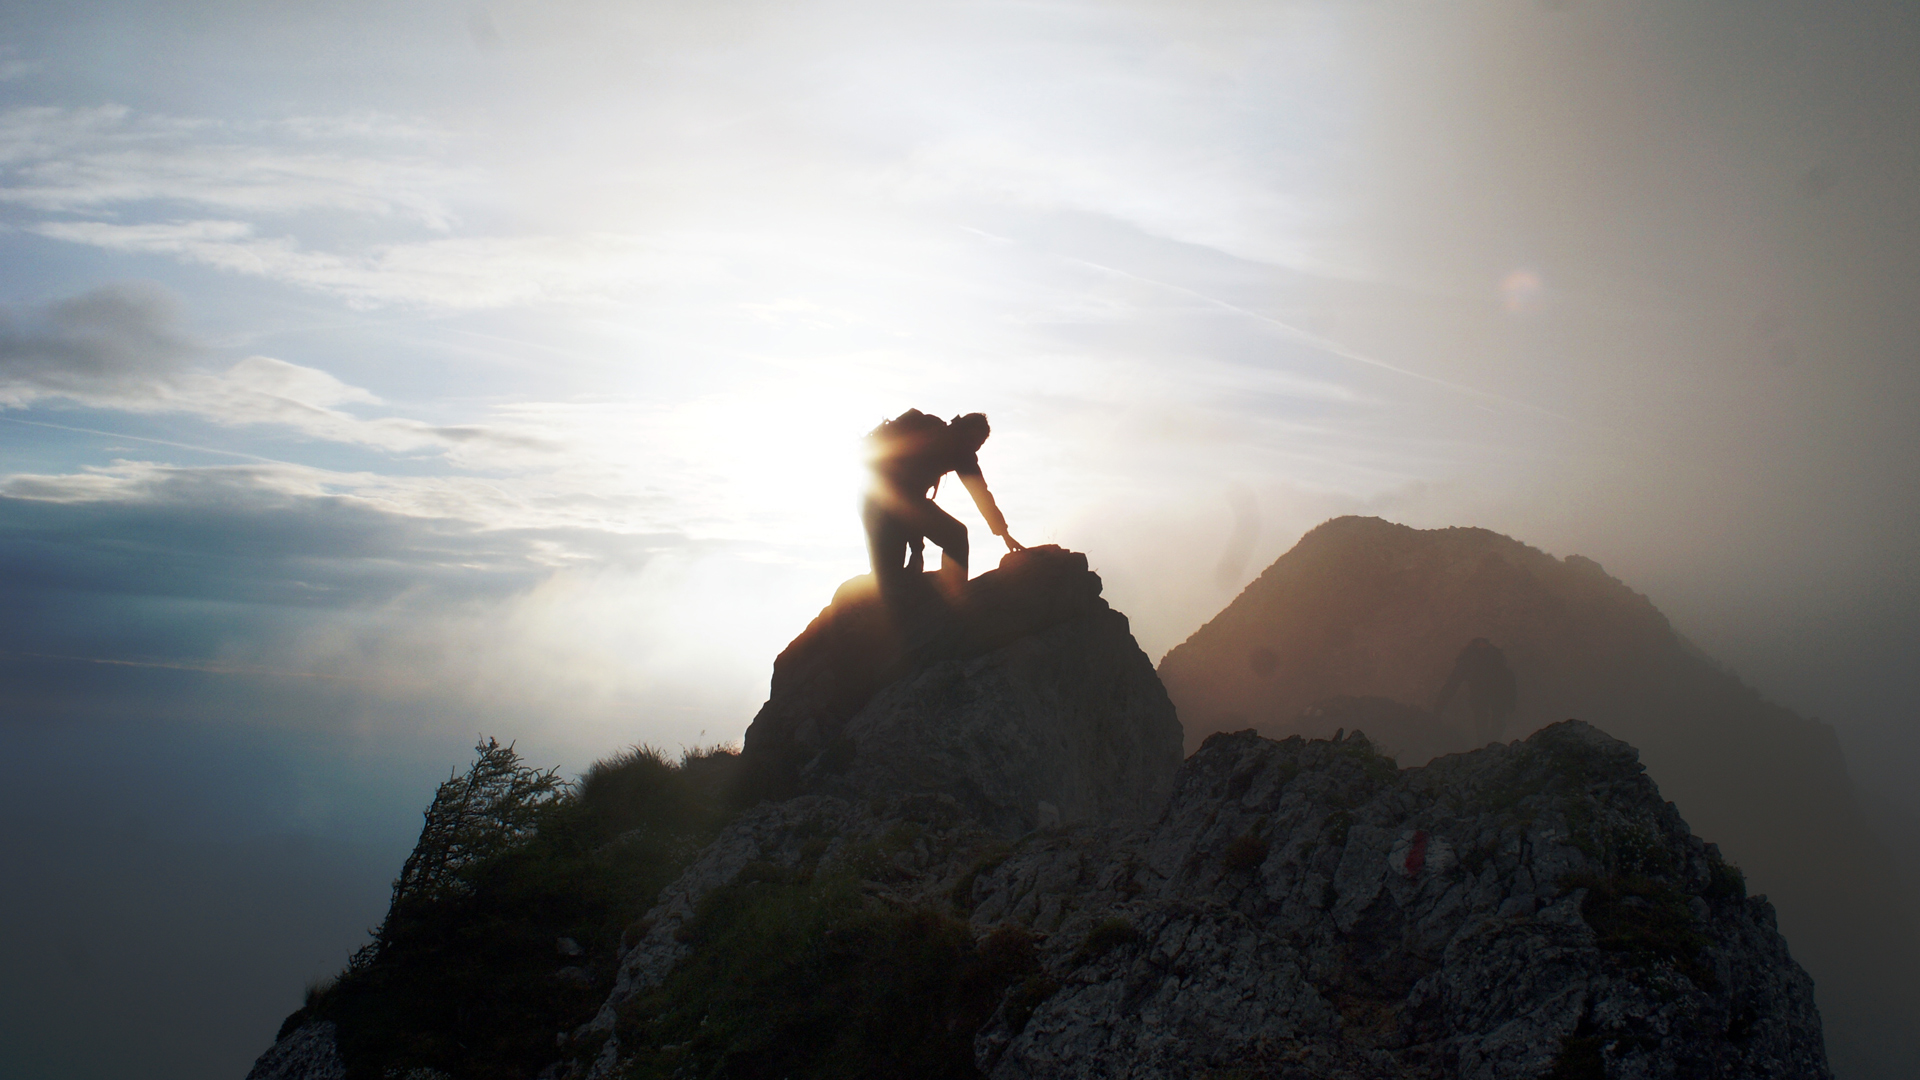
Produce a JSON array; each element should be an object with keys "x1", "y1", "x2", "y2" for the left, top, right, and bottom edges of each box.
[{"x1": 2, "y1": 2, "x2": 1916, "y2": 1077}]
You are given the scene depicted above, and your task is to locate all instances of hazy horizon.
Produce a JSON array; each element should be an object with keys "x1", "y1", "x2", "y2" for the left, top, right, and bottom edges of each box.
[{"x1": 2, "y1": 2, "x2": 1917, "y2": 1077}]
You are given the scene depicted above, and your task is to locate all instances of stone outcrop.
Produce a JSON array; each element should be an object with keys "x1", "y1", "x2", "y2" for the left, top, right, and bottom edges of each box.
[
  {"x1": 743, "y1": 545, "x2": 1184, "y2": 834},
  {"x1": 576, "y1": 718, "x2": 1828, "y2": 1079},
  {"x1": 1156, "y1": 515, "x2": 1917, "y2": 1079},
  {"x1": 970, "y1": 722, "x2": 1825, "y2": 1080},
  {"x1": 243, "y1": 1020, "x2": 345, "y2": 1080},
  {"x1": 252, "y1": 537, "x2": 1835, "y2": 1080},
  {"x1": 562, "y1": 544, "x2": 1829, "y2": 1079}
]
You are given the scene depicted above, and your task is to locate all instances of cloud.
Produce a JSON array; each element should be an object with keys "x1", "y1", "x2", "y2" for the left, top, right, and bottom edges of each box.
[
  {"x1": 0, "y1": 459, "x2": 566, "y2": 538},
  {"x1": 1, "y1": 284, "x2": 551, "y2": 458},
  {"x1": 30, "y1": 220, "x2": 712, "y2": 310},
  {"x1": 0, "y1": 456, "x2": 828, "y2": 755},
  {"x1": 0, "y1": 281, "x2": 196, "y2": 401},
  {"x1": 0, "y1": 105, "x2": 475, "y2": 227}
]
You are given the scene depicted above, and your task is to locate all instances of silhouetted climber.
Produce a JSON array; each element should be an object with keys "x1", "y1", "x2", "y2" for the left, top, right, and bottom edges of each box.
[
  {"x1": 1434, "y1": 637, "x2": 1517, "y2": 744},
  {"x1": 864, "y1": 409, "x2": 1024, "y2": 590}
]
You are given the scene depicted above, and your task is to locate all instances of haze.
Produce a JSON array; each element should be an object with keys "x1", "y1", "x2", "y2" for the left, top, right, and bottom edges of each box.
[{"x1": 2, "y1": 2, "x2": 1915, "y2": 1077}]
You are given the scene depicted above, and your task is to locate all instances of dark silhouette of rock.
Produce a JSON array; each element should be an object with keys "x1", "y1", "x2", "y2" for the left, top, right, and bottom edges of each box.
[
  {"x1": 1299, "y1": 694, "x2": 1466, "y2": 767},
  {"x1": 742, "y1": 544, "x2": 1183, "y2": 833},
  {"x1": 970, "y1": 722, "x2": 1827, "y2": 1079},
  {"x1": 1158, "y1": 515, "x2": 1919, "y2": 1079},
  {"x1": 250, "y1": 529, "x2": 1843, "y2": 1080},
  {"x1": 575, "y1": 721, "x2": 1830, "y2": 1079},
  {"x1": 243, "y1": 1020, "x2": 343, "y2": 1080}
]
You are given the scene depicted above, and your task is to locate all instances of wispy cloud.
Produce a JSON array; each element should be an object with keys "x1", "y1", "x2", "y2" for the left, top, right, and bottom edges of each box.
[
  {"x1": 0, "y1": 105, "x2": 475, "y2": 227},
  {"x1": 1, "y1": 284, "x2": 551, "y2": 457},
  {"x1": 30, "y1": 220, "x2": 713, "y2": 310}
]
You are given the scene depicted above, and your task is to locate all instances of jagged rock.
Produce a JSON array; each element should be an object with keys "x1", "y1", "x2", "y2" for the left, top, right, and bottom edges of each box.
[
  {"x1": 965, "y1": 721, "x2": 1828, "y2": 1079},
  {"x1": 244, "y1": 1020, "x2": 345, "y2": 1080},
  {"x1": 1157, "y1": 515, "x2": 1916, "y2": 1078},
  {"x1": 573, "y1": 548, "x2": 1181, "y2": 1075},
  {"x1": 572, "y1": 789, "x2": 1009, "y2": 1076},
  {"x1": 1299, "y1": 694, "x2": 1468, "y2": 765},
  {"x1": 743, "y1": 545, "x2": 1183, "y2": 833},
  {"x1": 571, "y1": 624, "x2": 1828, "y2": 1078}
]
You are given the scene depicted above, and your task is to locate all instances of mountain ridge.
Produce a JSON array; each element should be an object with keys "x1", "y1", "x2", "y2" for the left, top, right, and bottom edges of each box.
[
  {"x1": 1158, "y1": 515, "x2": 1917, "y2": 1078},
  {"x1": 249, "y1": 534, "x2": 1849, "y2": 1079}
]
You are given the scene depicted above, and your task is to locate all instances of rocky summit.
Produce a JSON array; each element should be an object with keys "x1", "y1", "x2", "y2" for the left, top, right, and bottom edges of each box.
[
  {"x1": 566, "y1": 548, "x2": 1825, "y2": 1080},
  {"x1": 1158, "y1": 516, "x2": 1916, "y2": 1079},
  {"x1": 566, "y1": 716, "x2": 1827, "y2": 1080},
  {"x1": 969, "y1": 722, "x2": 1826, "y2": 1080},
  {"x1": 250, "y1": 543, "x2": 1832, "y2": 1080},
  {"x1": 741, "y1": 544, "x2": 1185, "y2": 834}
]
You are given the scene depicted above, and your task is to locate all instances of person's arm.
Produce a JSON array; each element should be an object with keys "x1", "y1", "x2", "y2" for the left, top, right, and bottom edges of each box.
[
  {"x1": 958, "y1": 470, "x2": 1024, "y2": 551},
  {"x1": 958, "y1": 471, "x2": 1007, "y2": 535}
]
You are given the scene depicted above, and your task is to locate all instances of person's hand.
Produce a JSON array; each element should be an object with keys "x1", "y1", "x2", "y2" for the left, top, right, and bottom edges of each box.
[{"x1": 1003, "y1": 534, "x2": 1027, "y2": 553}]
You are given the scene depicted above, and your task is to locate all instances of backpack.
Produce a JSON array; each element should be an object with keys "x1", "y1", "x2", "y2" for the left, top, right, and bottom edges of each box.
[
  {"x1": 866, "y1": 409, "x2": 952, "y2": 494},
  {"x1": 867, "y1": 408, "x2": 948, "y2": 456}
]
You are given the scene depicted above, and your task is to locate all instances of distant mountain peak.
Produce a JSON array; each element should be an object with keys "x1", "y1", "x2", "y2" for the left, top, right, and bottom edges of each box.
[{"x1": 1160, "y1": 516, "x2": 1919, "y2": 1078}]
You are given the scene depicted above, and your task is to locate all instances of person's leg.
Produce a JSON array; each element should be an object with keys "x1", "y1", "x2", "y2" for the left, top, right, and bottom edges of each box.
[
  {"x1": 863, "y1": 496, "x2": 909, "y2": 581},
  {"x1": 901, "y1": 498, "x2": 969, "y2": 585}
]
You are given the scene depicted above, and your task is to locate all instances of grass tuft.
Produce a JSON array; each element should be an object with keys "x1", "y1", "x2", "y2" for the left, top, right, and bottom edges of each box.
[{"x1": 300, "y1": 740, "x2": 750, "y2": 1080}]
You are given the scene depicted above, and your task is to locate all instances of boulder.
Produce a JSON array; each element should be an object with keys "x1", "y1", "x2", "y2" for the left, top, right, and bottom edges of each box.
[
  {"x1": 968, "y1": 721, "x2": 1829, "y2": 1079},
  {"x1": 743, "y1": 545, "x2": 1184, "y2": 833},
  {"x1": 243, "y1": 1021, "x2": 345, "y2": 1080}
]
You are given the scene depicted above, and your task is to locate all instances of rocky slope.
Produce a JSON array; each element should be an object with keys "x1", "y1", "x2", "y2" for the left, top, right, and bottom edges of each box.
[
  {"x1": 569, "y1": 721, "x2": 1826, "y2": 1079},
  {"x1": 556, "y1": 546, "x2": 1827, "y2": 1079},
  {"x1": 1159, "y1": 516, "x2": 1917, "y2": 1079},
  {"x1": 976, "y1": 722, "x2": 1824, "y2": 1079},
  {"x1": 742, "y1": 545, "x2": 1183, "y2": 834},
  {"x1": 250, "y1": 541, "x2": 1835, "y2": 1080}
]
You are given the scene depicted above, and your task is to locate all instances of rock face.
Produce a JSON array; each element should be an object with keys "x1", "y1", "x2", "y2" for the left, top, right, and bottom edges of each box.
[
  {"x1": 243, "y1": 1021, "x2": 345, "y2": 1080},
  {"x1": 565, "y1": 545, "x2": 1829, "y2": 1080},
  {"x1": 1158, "y1": 515, "x2": 1918, "y2": 1080},
  {"x1": 579, "y1": 720, "x2": 1828, "y2": 1079},
  {"x1": 742, "y1": 545, "x2": 1184, "y2": 834},
  {"x1": 970, "y1": 723, "x2": 1825, "y2": 1080}
]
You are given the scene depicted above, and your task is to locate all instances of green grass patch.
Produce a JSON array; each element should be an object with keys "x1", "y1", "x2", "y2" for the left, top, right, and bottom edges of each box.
[
  {"x1": 1544, "y1": 1033, "x2": 1605, "y2": 1080},
  {"x1": 302, "y1": 740, "x2": 751, "y2": 1080},
  {"x1": 615, "y1": 871, "x2": 1037, "y2": 1079},
  {"x1": 1706, "y1": 853, "x2": 1747, "y2": 901},
  {"x1": 1222, "y1": 831, "x2": 1270, "y2": 873},
  {"x1": 1567, "y1": 872, "x2": 1717, "y2": 992},
  {"x1": 1069, "y1": 917, "x2": 1142, "y2": 967},
  {"x1": 949, "y1": 845, "x2": 1012, "y2": 914},
  {"x1": 1324, "y1": 810, "x2": 1353, "y2": 848}
]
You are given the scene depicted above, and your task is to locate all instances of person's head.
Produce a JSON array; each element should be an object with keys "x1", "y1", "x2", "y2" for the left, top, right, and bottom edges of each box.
[{"x1": 950, "y1": 412, "x2": 990, "y2": 452}]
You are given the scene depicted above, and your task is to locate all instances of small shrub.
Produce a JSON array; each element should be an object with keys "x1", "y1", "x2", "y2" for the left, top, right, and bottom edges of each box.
[
  {"x1": 1070, "y1": 917, "x2": 1141, "y2": 967},
  {"x1": 1222, "y1": 832, "x2": 1270, "y2": 872},
  {"x1": 616, "y1": 871, "x2": 1030, "y2": 1080},
  {"x1": 1001, "y1": 974, "x2": 1060, "y2": 1036},
  {"x1": 1324, "y1": 810, "x2": 1353, "y2": 847},
  {"x1": 1726, "y1": 1003, "x2": 1757, "y2": 1044},
  {"x1": 1706, "y1": 855, "x2": 1747, "y2": 901},
  {"x1": 977, "y1": 924, "x2": 1041, "y2": 974},
  {"x1": 1544, "y1": 1033, "x2": 1606, "y2": 1080},
  {"x1": 303, "y1": 739, "x2": 750, "y2": 1080},
  {"x1": 948, "y1": 845, "x2": 1011, "y2": 914},
  {"x1": 1566, "y1": 872, "x2": 1717, "y2": 992}
]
